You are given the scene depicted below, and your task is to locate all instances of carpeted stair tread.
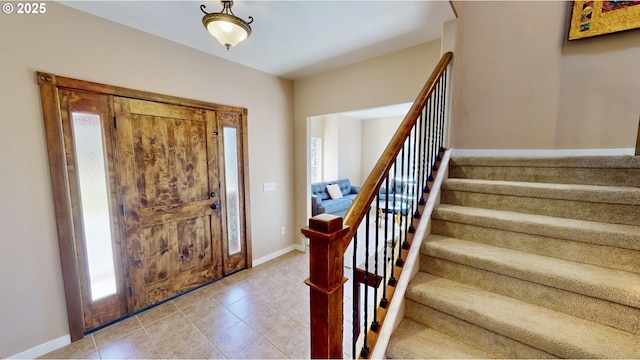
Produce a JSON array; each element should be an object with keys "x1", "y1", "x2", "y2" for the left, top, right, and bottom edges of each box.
[
  {"x1": 441, "y1": 179, "x2": 640, "y2": 226},
  {"x1": 407, "y1": 272, "x2": 640, "y2": 359},
  {"x1": 433, "y1": 204, "x2": 640, "y2": 251},
  {"x1": 390, "y1": 156, "x2": 640, "y2": 358},
  {"x1": 386, "y1": 319, "x2": 493, "y2": 359},
  {"x1": 420, "y1": 255, "x2": 640, "y2": 336},
  {"x1": 403, "y1": 300, "x2": 556, "y2": 358},
  {"x1": 423, "y1": 236, "x2": 640, "y2": 308},
  {"x1": 449, "y1": 155, "x2": 640, "y2": 169},
  {"x1": 443, "y1": 178, "x2": 640, "y2": 205},
  {"x1": 448, "y1": 156, "x2": 640, "y2": 187}
]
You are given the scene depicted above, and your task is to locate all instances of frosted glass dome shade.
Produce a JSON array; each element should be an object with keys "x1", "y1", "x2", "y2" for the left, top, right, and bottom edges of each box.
[{"x1": 203, "y1": 12, "x2": 251, "y2": 50}]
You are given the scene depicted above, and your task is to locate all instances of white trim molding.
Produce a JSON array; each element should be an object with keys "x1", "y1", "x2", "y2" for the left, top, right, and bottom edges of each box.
[
  {"x1": 8, "y1": 335, "x2": 70, "y2": 359},
  {"x1": 252, "y1": 244, "x2": 305, "y2": 267},
  {"x1": 451, "y1": 148, "x2": 635, "y2": 158}
]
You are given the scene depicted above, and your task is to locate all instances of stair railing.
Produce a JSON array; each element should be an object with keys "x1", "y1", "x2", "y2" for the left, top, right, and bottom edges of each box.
[{"x1": 302, "y1": 51, "x2": 453, "y2": 359}]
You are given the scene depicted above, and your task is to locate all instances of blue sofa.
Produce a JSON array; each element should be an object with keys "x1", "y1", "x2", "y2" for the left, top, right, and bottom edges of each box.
[
  {"x1": 311, "y1": 178, "x2": 361, "y2": 217},
  {"x1": 377, "y1": 177, "x2": 416, "y2": 215}
]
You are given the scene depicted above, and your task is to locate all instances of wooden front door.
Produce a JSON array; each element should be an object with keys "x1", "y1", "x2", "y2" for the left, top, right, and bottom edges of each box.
[
  {"x1": 114, "y1": 97, "x2": 225, "y2": 311},
  {"x1": 39, "y1": 72, "x2": 252, "y2": 339}
]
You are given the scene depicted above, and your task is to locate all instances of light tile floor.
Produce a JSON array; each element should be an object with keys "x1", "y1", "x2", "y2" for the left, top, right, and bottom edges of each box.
[{"x1": 40, "y1": 250, "x2": 335, "y2": 359}]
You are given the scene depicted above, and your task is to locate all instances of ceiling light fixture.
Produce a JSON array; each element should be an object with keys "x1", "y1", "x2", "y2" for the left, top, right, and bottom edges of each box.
[{"x1": 201, "y1": 1, "x2": 253, "y2": 51}]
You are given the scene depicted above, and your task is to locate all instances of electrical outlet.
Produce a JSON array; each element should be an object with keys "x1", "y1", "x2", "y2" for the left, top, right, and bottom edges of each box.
[
  {"x1": 281, "y1": 226, "x2": 285, "y2": 235},
  {"x1": 263, "y1": 182, "x2": 276, "y2": 191}
]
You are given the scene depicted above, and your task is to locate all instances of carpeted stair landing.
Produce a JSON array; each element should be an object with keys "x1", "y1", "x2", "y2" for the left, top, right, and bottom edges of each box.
[{"x1": 386, "y1": 156, "x2": 640, "y2": 359}]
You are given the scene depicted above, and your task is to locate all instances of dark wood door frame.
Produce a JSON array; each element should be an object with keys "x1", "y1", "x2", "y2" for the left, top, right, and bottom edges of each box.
[{"x1": 37, "y1": 72, "x2": 252, "y2": 341}]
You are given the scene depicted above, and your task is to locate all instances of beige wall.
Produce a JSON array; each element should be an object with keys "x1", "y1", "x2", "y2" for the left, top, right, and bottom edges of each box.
[
  {"x1": 449, "y1": 1, "x2": 640, "y2": 151},
  {"x1": 293, "y1": 40, "x2": 442, "y2": 239},
  {"x1": 0, "y1": 3, "x2": 294, "y2": 357}
]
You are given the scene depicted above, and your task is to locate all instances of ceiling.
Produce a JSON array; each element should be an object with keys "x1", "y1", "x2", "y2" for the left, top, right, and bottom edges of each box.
[{"x1": 57, "y1": 0, "x2": 456, "y2": 81}]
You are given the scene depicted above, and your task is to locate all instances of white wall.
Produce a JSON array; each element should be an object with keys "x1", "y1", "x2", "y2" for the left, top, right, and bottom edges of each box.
[
  {"x1": 448, "y1": 1, "x2": 640, "y2": 151},
  {"x1": 322, "y1": 115, "x2": 340, "y2": 180},
  {"x1": 361, "y1": 116, "x2": 404, "y2": 184},
  {"x1": 294, "y1": 40, "x2": 442, "y2": 235},
  {"x1": 310, "y1": 114, "x2": 362, "y2": 184},
  {"x1": 338, "y1": 116, "x2": 362, "y2": 184},
  {"x1": 0, "y1": 3, "x2": 294, "y2": 357},
  {"x1": 310, "y1": 113, "x2": 399, "y2": 187}
]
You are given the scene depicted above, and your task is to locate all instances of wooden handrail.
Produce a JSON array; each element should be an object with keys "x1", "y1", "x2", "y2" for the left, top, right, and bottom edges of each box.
[{"x1": 343, "y1": 52, "x2": 453, "y2": 243}]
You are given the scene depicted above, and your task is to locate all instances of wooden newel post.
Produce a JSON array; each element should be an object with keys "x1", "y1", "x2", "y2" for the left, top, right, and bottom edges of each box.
[{"x1": 302, "y1": 213, "x2": 350, "y2": 359}]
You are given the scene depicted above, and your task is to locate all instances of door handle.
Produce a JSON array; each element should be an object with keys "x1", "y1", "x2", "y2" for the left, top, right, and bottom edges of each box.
[{"x1": 210, "y1": 203, "x2": 218, "y2": 210}]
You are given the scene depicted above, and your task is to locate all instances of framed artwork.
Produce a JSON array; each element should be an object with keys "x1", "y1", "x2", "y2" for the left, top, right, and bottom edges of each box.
[{"x1": 568, "y1": 1, "x2": 640, "y2": 40}]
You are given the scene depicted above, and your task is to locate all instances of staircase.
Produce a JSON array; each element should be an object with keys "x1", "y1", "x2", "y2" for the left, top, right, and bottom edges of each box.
[{"x1": 386, "y1": 156, "x2": 640, "y2": 359}]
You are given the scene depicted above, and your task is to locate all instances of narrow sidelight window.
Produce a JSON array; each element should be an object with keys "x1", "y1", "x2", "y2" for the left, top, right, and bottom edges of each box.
[
  {"x1": 223, "y1": 126, "x2": 241, "y2": 255},
  {"x1": 71, "y1": 113, "x2": 117, "y2": 301},
  {"x1": 310, "y1": 137, "x2": 322, "y2": 183}
]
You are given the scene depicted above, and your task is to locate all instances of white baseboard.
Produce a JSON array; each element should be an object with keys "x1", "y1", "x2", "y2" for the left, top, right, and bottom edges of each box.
[
  {"x1": 8, "y1": 335, "x2": 70, "y2": 359},
  {"x1": 294, "y1": 242, "x2": 307, "y2": 253},
  {"x1": 252, "y1": 244, "x2": 305, "y2": 267},
  {"x1": 451, "y1": 148, "x2": 635, "y2": 157}
]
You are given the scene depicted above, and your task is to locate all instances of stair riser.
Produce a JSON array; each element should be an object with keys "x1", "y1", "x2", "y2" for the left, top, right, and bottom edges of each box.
[
  {"x1": 431, "y1": 219, "x2": 640, "y2": 274},
  {"x1": 404, "y1": 300, "x2": 554, "y2": 359},
  {"x1": 441, "y1": 190, "x2": 640, "y2": 226},
  {"x1": 449, "y1": 165, "x2": 640, "y2": 188},
  {"x1": 424, "y1": 239, "x2": 640, "y2": 308},
  {"x1": 420, "y1": 255, "x2": 640, "y2": 336},
  {"x1": 433, "y1": 206, "x2": 640, "y2": 251}
]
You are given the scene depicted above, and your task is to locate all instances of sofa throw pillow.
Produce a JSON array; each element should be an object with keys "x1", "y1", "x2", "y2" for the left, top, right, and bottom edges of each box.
[{"x1": 326, "y1": 184, "x2": 343, "y2": 199}]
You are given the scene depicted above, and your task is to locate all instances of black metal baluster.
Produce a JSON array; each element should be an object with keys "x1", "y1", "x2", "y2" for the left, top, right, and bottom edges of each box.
[
  {"x1": 417, "y1": 107, "x2": 427, "y2": 206},
  {"x1": 381, "y1": 174, "x2": 392, "y2": 301},
  {"x1": 371, "y1": 197, "x2": 380, "y2": 331},
  {"x1": 395, "y1": 146, "x2": 405, "y2": 266},
  {"x1": 401, "y1": 138, "x2": 411, "y2": 249},
  {"x1": 360, "y1": 214, "x2": 370, "y2": 359},
  {"x1": 352, "y1": 231, "x2": 358, "y2": 359},
  {"x1": 434, "y1": 77, "x2": 443, "y2": 162},
  {"x1": 407, "y1": 125, "x2": 416, "y2": 234},
  {"x1": 438, "y1": 76, "x2": 445, "y2": 158},
  {"x1": 388, "y1": 163, "x2": 398, "y2": 286},
  {"x1": 421, "y1": 97, "x2": 432, "y2": 194},
  {"x1": 428, "y1": 88, "x2": 436, "y2": 182},
  {"x1": 440, "y1": 69, "x2": 449, "y2": 154},
  {"x1": 411, "y1": 119, "x2": 421, "y2": 223}
]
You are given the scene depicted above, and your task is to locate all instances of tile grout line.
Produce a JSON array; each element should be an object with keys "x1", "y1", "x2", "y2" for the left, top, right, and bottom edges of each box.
[
  {"x1": 220, "y1": 286, "x2": 275, "y2": 358},
  {"x1": 134, "y1": 313, "x2": 164, "y2": 359},
  {"x1": 173, "y1": 297, "x2": 229, "y2": 359},
  {"x1": 90, "y1": 334, "x2": 99, "y2": 359}
]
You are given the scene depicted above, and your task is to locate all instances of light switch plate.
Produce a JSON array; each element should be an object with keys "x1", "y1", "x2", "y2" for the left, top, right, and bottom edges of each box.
[{"x1": 263, "y1": 182, "x2": 276, "y2": 191}]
